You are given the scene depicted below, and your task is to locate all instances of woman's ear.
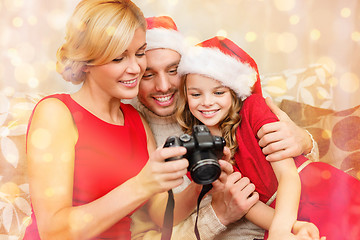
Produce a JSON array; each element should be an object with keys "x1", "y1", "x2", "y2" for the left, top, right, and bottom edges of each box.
[{"x1": 82, "y1": 65, "x2": 89, "y2": 73}]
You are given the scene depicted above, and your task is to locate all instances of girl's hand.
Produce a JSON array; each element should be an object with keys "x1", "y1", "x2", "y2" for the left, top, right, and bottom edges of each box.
[
  {"x1": 292, "y1": 221, "x2": 327, "y2": 240},
  {"x1": 135, "y1": 146, "x2": 189, "y2": 198}
]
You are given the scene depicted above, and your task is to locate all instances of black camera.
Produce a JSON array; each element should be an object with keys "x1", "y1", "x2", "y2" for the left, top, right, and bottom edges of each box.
[{"x1": 163, "y1": 125, "x2": 226, "y2": 185}]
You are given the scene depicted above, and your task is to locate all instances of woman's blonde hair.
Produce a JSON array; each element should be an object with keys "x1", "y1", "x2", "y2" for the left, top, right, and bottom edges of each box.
[
  {"x1": 176, "y1": 75, "x2": 243, "y2": 160},
  {"x1": 56, "y1": 0, "x2": 146, "y2": 84}
]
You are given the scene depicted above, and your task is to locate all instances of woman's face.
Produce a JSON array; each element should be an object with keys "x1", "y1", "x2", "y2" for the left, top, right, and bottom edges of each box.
[
  {"x1": 186, "y1": 74, "x2": 232, "y2": 134},
  {"x1": 84, "y1": 28, "x2": 147, "y2": 99}
]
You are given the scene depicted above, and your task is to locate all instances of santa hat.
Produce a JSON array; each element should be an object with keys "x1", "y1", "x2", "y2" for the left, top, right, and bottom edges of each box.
[
  {"x1": 145, "y1": 16, "x2": 186, "y2": 54},
  {"x1": 177, "y1": 36, "x2": 262, "y2": 100}
]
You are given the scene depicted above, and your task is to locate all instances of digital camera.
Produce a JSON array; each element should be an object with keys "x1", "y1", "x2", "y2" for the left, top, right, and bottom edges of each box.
[{"x1": 163, "y1": 125, "x2": 225, "y2": 185}]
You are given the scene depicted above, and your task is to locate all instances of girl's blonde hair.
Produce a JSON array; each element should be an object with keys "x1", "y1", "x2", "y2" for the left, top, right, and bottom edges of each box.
[
  {"x1": 176, "y1": 75, "x2": 243, "y2": 160},
  {"x1": 56, "y1": 0, "x2": 146, "y2": 84}
]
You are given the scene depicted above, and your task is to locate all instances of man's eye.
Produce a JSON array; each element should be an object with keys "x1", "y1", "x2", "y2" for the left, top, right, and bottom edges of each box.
[
  {"x1": 142, "y1": 73, "x2": 154, "y2": 79},
  {"x1": 168, "y1": 67, "x2": 178, "y2": 75}
]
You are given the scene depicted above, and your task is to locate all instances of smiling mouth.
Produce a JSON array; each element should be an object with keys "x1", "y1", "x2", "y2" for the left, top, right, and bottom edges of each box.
[
  {"x1": 152, "y1": 93, "x2": 174, "y2": 106},
  {"x1": 199, "y1": 109, "x2": 219, "y2": 116},
  {"x1": 120, "y1": 79, "x2": 137, "y2": 86}
]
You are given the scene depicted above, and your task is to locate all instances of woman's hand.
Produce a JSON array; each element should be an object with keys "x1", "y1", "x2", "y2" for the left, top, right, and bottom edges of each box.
[{"x1": 135, "y1": 146, "x2": 189, "y2": 198}]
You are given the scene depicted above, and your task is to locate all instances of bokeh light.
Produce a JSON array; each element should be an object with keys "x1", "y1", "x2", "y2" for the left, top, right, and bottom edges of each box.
[
  {"x1": 316, "y1": 56, "x2": 336, "y2": 75},
  {"x1": 47, "y1": 9, "x2": 69, "y2": 30},
  {"x1": 277, "y1": 32, "x2": 297, "y2": 53},
  {"x1": 265, "y1": 33, "x2": 279, "y2": 53},
  {"x1": 30, "y1": 128, "x2": 52, "y2": 150},
  {"x1": 15, "y1": 63, "x2": 35, "y2": 84},
  {"x1": 289, "y1": 15, "x2": 300, "y2": 25},
  {"x1": 340, "y1": 8, "x2": 351, "y2": 18},
  {"x1": 245, "y1": 32, "x2": 257, "y2": 42},
  {"x1": 352, "y1": 31, "x2": 360, "y2": 42},
  {"x1": 340, "y1": 72, "x2": 360, "y2": 93},
  {"x1": 216, "y1": 29, "x2": 228, "y2": 38},
  {"x1": 322, "y1": 129, "x2": 332, "y2": 139},
  {"x1": 310, "y1": 29, "x2": 321, "y2": 41},
  {"x1": 0, "y1": 182, "x2": 20, "y2": 202},
  {"x1": 28, "y1": 15, "x2": 38, "y2": 26},
  {"x1": 274, "y1": 0, "x2": 296, "y2": 11},
  {"x1": 12, "y1": 17, "x2": 24, "y2": 28}
]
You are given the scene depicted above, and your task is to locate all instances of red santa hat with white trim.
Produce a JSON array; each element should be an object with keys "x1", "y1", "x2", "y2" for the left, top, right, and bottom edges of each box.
[
  {"x1": 177, "y1": 36, "x2": 262, "y2": 100},
  {"x1": 145, "y1": 16, "x2": 186, "y2": 54}
]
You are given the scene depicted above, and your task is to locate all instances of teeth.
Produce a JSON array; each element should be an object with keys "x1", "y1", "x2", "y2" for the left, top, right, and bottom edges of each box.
[
  {"x1": 201, "y1": 110, "x2": 217, "y2": 115},
  {"x1": 154, "y1": 95, "x2": 172, "y2": 102},
  {"x1": 121, "y1": 79, "x2": 136, "y2": 85}
]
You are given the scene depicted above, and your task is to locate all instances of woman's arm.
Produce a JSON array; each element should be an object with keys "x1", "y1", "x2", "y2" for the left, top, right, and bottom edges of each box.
[{"x1": 28, "y1": 99, "x2": 189, "y2": 240}]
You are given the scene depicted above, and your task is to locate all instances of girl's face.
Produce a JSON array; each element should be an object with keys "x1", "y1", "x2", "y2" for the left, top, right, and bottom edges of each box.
[
  {"x1": 186, "y1": 74, "x2": 232, "y2": 134},
  {"x1": 84, "y1": 28, "x2": 147, "y2": 100}
]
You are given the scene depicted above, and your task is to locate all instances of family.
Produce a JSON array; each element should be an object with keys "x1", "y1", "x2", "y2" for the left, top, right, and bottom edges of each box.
[{"x1": 23, "y1": 0, "x2": 360, "y2": 240}]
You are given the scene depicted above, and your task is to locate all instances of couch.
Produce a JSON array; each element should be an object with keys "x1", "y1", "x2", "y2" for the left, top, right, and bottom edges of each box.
[{"x1": 0, "y1": 64, "x2": 359, "y2": 239}]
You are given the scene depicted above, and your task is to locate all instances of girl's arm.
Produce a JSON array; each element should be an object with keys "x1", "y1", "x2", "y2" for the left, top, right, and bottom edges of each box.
[
  {"x1": 28, "y1": 99, "x2": 188, "y2": 240},
  {"x1": 269, "y1": 157, "x2": 301, "y2": 238},
  {"x1": 244, "y1": 157, "x2": 301, "y2": 239}
]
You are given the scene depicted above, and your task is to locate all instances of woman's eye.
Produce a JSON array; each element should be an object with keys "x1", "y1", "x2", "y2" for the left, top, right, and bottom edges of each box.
[
  {"x1": 136, "y1": 52, "x2": 146, "y2": 57},
  {"x1": 112, "y1": 57, "x2": 124, "y2": 62}
]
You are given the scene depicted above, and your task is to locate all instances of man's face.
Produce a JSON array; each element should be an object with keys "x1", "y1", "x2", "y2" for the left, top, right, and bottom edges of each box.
[{"x1": 138, "y1": 48, "x2": 181, "y2": 117}]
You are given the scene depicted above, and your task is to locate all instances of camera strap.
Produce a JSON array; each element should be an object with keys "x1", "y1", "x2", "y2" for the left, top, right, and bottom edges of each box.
[{"x1": 161, "y1": 184, "x2": 213, "y2": 240}]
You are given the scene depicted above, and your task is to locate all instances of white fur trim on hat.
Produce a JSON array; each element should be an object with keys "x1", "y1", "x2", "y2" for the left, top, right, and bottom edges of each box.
[
  {"x1": 177, "y1": 46, "x2": 257, "y2": 100},
  {"x1": 146, "y1": 28, "x2": 186, "y2": 54}
]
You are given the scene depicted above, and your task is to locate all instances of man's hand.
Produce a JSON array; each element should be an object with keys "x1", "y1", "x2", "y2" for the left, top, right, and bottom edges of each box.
[
  {"x1": 257, "y1": 97, "x2": 313, "y2": 161},
  {"x1": 211, "y1": 171, "x2": 259, "y2": 226}
]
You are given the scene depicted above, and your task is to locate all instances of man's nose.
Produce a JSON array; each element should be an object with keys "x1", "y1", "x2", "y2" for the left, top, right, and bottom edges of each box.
[{"x1": 155, "y1": 72, "x2": 171, "y2": 92}]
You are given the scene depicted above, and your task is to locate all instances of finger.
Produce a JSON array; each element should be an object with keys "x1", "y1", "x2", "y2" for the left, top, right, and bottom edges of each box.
[
  {"x1": 219, "y1": 160, "x2": 234, "y2": 175},
  {"x1": 257, "y1": 121, "x2": 280, "y2": 139},
  {"x1": 265, "y1": 97, "x2": 288, "y2": 120},
  {"x1": 226, "y1": 171, "x2": 243, "y2": 184},
  {"x1": 154, "y1": 146, "x2": 187, "y2": 162},
  {"x1": 162, "y1": 158, "x2": 189, "y2": 172},
  {"x1": 221, "y1": 146, "x2": 231, "y2": 162},
  {"x1": 261, "y1": 139, "x2": 287, "y2": 155}
]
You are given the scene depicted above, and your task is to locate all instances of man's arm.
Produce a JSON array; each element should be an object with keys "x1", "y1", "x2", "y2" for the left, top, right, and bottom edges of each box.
[{"x1": 257, "y1": 97, "x2": 319, "y2": 162}]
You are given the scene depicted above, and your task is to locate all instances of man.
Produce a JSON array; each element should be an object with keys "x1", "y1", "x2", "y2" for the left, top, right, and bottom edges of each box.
[{"x1": 130, "y1": 16, "x2": 318, "y2": 240}]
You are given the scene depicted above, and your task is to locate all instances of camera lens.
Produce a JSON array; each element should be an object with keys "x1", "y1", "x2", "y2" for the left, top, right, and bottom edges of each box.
[{"x1": 190, "y1": 159, "x2": 221, "y2": 185}]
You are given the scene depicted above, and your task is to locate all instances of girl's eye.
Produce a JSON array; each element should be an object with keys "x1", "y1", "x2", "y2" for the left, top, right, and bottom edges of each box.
[
  {"x1": 190, "y1": 93, "x2": 201, "y2": 97},
  {"x1": 215, "y1": 91, "x2": 225, "y2": 95}
]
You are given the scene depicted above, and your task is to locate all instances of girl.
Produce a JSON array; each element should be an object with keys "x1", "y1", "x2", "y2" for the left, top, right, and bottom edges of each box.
[
  {"x1": 176, "y1": 36, "x2": 360, "y2": 240},
  {"x1": 23, "y1": 1, "x2": 202, "y2": 239}
]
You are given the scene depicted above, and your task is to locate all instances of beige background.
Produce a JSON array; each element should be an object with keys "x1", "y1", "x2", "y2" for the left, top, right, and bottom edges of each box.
[{"x1": 0, "y1": 0, "x2": 359, "y2": 110}]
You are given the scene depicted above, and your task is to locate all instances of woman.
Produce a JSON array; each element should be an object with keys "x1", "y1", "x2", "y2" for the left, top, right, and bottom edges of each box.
[{"x1": 23, "y1": 0, "x2": 194, "y2": 239}]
